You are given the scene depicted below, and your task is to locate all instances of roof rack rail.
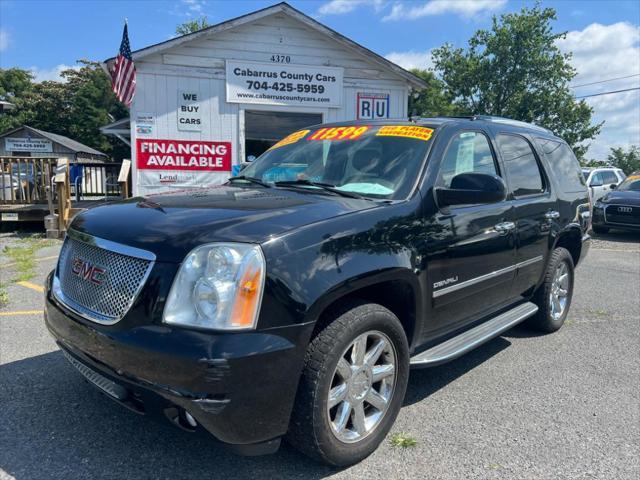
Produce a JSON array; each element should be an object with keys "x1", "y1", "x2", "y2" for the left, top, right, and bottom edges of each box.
[
  {"x1": 414, "y1": 115, "x2": 553, "y2": 134},
  {"x1": 472, "y1": 115, "x2": 553, "y2": 133}
]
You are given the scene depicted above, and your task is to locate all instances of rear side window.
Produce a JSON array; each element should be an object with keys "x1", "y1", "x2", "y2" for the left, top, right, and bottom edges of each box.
[
  {"x1": 496, "y1": 134, "x2": 545, "y2": 197},
  {"x1": 538, "y1": 139, "x2": 586, "y2": 193},
  {"x1": 601, "y1": 170, "x2": 619, "y2": 185},
  {"x1": 437, "y1": 131, "x2": 499, "y2": 188}
]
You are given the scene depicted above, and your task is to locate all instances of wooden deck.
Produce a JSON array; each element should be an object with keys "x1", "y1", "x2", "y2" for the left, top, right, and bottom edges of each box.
[{"x1": 0, "y1": 199, "x2": 121, "y2": 223}]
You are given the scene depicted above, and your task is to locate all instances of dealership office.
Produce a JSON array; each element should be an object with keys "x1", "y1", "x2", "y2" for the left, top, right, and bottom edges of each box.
[{"x1": 103, "y1": 2, "x2": 426, "y2": 196}]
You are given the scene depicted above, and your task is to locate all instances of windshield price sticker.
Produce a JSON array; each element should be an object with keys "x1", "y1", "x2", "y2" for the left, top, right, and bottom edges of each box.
[
  {"x1": 308, "y1": 126, "x2": 370, "y2": 141},
  {"x1": 376, "y1": 125, "x2": 434, "y2": 141},
  {"x1": 270, "y1": 129, "x2": 310, "y2": 150}
]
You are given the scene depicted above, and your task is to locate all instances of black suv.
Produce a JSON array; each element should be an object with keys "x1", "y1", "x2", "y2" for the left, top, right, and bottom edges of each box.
[{"x1": 45, "y1": 117, "x2": 591, "y2": 466}]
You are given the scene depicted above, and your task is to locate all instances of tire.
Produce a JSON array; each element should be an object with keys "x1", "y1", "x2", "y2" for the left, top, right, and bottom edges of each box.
[
  {"x1": 528, "y1": 247, "x2": 575, "y2": 333},
  {"x1": 287, "y1": 300, "x2": 409, "y2": 466},
  {"x1": 592, "y1": 225, "x2": 609, "y2": 234}
]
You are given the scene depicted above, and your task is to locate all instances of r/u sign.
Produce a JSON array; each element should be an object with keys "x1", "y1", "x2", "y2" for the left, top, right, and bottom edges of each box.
[{"x1": 357, "y1": 92, "x2": 390, "y2": 120}]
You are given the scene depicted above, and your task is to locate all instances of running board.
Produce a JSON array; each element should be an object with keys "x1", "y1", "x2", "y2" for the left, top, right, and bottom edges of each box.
[{"x1": 410, "y1": 302, "x2": 539, "y2": 368}]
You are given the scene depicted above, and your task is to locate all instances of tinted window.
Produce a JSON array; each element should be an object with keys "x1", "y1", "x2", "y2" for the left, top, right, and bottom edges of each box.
[
  {"x1": 538, "y1": 139, "x2": 586, "y2": 193},
  {"x1": 601, "y1": 170, "x2": 618, "y2": 184},
  {"x1": 437, "y1": 131, "x2": 498, "y2": 188},
  {"x1": 497, "y1": 134, "x2": 544, "y2": 197}
]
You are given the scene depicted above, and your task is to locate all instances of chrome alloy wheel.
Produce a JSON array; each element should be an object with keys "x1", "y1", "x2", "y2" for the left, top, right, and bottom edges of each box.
[
  {"x1": 327, "y1": 330, "x2": 397, "y2": 443},
  {"x1": 550, "y1": 262, "x2": 570, "y2": 321}
]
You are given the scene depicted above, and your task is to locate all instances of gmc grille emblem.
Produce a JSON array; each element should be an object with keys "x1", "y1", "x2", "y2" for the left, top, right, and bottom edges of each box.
[
  {"x1": 617, "y1": 206, "x2": 633, "y2": 213},
  {"x1": 71, "y1": 258, "x2": 107, "y2": 285}
]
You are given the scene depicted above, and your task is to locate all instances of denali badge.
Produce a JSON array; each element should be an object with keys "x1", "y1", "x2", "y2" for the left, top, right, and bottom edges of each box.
[
  {"x1": 71, "y1": 258, "x2": 106, "y2": 285},
  {"x1": 617, "y1": 206, "x2": 632, "y2": 213},
  {"x1": 433, "y1": 276, "x2": 459, "y2": 289}
]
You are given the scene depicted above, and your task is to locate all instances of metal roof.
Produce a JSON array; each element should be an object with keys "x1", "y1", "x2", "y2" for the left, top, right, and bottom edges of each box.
[
  {"x1": 0, "y1": 125, "x2": 108, "y2": 157},
  {"x1": 103, "y1": 2, "x2": 427, "y2": 90}
]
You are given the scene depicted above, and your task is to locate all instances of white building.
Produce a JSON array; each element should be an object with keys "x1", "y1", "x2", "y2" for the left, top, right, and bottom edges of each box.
[{"x1": 103, "y1": 2, "x2": 426, "y2": 196}]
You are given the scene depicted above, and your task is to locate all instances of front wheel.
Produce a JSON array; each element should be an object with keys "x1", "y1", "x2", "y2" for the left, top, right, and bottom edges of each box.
[
  {"x1": 287, "y1": 301, "x2": 409, "y2": 466},
  {"x1": 528, "y1": 247, "x2": 575, "y2": 333}
]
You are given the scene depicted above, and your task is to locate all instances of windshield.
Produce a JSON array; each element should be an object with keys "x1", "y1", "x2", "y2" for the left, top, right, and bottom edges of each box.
[
  {"x1": 617, "y1": 176, "x2": 640, "y2": 191},
  {"x1": 582, "y1": 169, "x2": 591, "y2": 181},
  {"x1": 240, "y1": 124, "x2": 435, "y2": 200}
]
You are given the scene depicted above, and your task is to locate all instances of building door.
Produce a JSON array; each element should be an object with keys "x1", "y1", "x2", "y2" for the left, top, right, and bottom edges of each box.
[{"x1": 244, "y1": 111, "x2": 322, "y2": 162}]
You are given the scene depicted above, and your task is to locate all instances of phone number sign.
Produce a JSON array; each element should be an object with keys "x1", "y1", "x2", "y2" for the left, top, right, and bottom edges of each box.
[{"x1": 226, "y1": 60, "x2": 343, "y2": 107}]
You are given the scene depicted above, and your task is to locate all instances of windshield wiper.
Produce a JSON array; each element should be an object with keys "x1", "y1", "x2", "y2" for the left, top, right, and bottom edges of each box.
[
  {"x1": 228, "y1": 175, "x2": 271, "y2": 188},
  {"x1": 274, "y1": 179, "x2": 364, "y2": 199}
]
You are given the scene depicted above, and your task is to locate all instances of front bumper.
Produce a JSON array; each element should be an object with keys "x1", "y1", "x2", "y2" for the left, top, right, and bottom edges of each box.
[
  {"x1": 592, "y1": 205, "x2": 640, "y2": 231},
  {"x1": 44, "y1": 272, "x2": 313, "y2": 454}
]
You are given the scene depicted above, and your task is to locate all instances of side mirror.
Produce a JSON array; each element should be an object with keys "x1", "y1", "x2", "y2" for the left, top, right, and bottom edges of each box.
[
  {"x1": 436, "y1": 172, "x2": 507, "y2": 207},
  {"x1": 609, "y1": 183, "x2": 617, "y2": 190},
  {"x1": 590, "y1": 179, "x2": 603, "y2": 187}
]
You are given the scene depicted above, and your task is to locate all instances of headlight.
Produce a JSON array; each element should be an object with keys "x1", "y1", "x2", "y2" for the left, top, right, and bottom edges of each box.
[{"x1": 163, "y1": 243, "x2": 265, "y2": 330}]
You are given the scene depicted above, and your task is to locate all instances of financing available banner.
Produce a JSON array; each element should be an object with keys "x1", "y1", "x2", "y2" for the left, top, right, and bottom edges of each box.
[
  {"x1": 226, "y1": 60, "x2": 343, "y2": 107},
  {"x1": 135, "y1": 138, "x2": 232, "y2": 194}
]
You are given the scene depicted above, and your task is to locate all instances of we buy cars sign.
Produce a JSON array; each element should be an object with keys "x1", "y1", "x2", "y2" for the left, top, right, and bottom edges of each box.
[{"x1": 135, "y1": 139, "x2": 232, "y2": 194}]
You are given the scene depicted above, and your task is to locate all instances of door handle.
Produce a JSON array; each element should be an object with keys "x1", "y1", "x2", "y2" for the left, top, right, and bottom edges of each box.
[
  {"x1": 545, "y1": 210, "x2": 560, "y2": 219},
  {"x1": 494, "y1": 221, "x2": 515, "y2": 234}
]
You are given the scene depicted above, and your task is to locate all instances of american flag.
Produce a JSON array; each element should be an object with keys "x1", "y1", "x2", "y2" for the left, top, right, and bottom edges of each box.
[{"x1": 111, "y1": 22, "x2": 136, "y2": 107}]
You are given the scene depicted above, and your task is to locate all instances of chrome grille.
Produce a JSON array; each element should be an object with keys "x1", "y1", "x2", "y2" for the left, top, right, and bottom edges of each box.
[{"x1": 54, "y1": 230, "x2": 154, "y2": 324}]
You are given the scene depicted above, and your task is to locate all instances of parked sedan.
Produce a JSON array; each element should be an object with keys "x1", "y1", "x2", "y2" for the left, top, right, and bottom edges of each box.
[{"x1": 592, "y1": 174, "x2": 640, "y2": 234}]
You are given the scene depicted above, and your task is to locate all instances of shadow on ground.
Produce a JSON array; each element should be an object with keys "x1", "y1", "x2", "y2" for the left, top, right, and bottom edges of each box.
[{"x1": 0, "y1": 333, "x2": 514, "y2": 480}]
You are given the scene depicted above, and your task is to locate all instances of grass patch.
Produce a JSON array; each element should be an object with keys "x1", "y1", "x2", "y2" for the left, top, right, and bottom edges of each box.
[
  {"x1": 2, "y1": 235, "x2": 56, "y2": 283},
  {"x1": 390, "y1": 432, "x2": 418, "y2": 448},
  {"x1": 0, "y1": 282, "x2": 8, "y2": 307}
]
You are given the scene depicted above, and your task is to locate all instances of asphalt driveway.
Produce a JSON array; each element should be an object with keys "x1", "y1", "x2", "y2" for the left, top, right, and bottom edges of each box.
[{"x1": 0, "y1": 230, "x2": 638, "y2": 479}]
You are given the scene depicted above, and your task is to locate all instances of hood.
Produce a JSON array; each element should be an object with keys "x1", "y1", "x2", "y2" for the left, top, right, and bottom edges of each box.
[
  {"x1": 600, "y1": 189, "x2": 640, "y2": 207},
  {"x1": 70, "y1": 185, "x2": 380, "y2": 262}
]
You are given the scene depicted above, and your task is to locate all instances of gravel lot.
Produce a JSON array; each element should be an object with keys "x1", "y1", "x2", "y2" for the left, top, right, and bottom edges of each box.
[{"x1": 1, "y1": 229, "x2": 638, "y2": 480}]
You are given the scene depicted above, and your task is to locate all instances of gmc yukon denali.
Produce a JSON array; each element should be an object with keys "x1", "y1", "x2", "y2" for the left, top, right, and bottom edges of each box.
[{"x1": 45, "y1": 116, "x2": 591, "y2": 466}]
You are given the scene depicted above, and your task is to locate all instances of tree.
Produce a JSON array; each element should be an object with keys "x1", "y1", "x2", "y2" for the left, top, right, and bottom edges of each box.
[
  {"x1": 176, "y1": 17, "x2": 210, "y2": 35},
  {"x1": 431, "y1": 4, "x2": 602, "y2": 159},
  {"x1": 607, "y1": 146, "x2": 640, "y2": 175},
  {"x1": 407, "y1": 69, "x2": 458, "y2": 118},
  {"x1": 0, "y1": 61, "x2": 129, "y2": 160}
]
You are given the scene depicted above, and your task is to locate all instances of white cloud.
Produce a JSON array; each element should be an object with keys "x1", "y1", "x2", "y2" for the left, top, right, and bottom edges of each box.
[
  {"x1": 30, "y1": 64, "x2": 81, "y2": 83},
  {"x1": 0, "y1": 29, "x2": 8, "y2": 51},
  {"x1": 318, "y1": 0, "x2": 385, "y2": 16},
  {"x1": 182, "y1": 0, "x2": 205, "y2": 14},
  {"x1": 557, "y1": 22, "x2": 640, "y2": 159},
  {"x1": 385, "y1": 50, "x2": 434, "y2": 70},
  {"x1": 383, "y1": 0, "x2": 506, "y2": 21}
]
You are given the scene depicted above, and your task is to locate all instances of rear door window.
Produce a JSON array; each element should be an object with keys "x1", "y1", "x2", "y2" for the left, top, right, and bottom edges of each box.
[
  {"x1": 496, "y1": 134, "x2": 545, "y2": 197},
  {"x1": 601, "y1": 170, "x2": 619, "y2": 185},
  {"x1": 437, "y1": 131, "x2": 499, "y2": 188},
  {"x1": 537, "y1": 139, "x2": 586, "y2": 193}
]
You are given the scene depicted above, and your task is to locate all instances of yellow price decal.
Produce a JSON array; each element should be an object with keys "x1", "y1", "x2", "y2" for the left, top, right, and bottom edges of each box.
[
  {"x1": 308, "y1": 126, "x2": 370, "y2": 141},
  {"x1": 376, "y1": 125, "x2": 434, "y2": 141},
  {"x1": 270, "y1": 130, "x2": 310, "y2": 150}
]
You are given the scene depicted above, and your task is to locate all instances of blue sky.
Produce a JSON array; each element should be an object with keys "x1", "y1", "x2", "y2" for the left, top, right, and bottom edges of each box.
[{"x1": 1, "y1": 0, "x2": 639, "y2": 158}]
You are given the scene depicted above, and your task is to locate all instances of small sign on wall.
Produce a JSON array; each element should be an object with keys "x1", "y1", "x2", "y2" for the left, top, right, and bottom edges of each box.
[
  {"x1": 5, "y1": 137, "x2": 53, "y2": 152},
  {"x1": 135, "y1": 112, "x2": 155, "y2": 136},
  {"x1": 178, "y1": 91, "x2": 202, "y2": 131},
  {"x1": 357, "y1": 93, "x2": 390, "y2": 120}
]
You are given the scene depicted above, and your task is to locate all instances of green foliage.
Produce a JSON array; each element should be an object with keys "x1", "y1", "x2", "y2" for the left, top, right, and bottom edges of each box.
[
  {"x1": 390, "y1": 432, "x2": 418, "y2": 448},
  {"x1": 0, "y1": 61, "x2": 129, "y2": 160},
  {"x1": 408, "y1": 69, "x2": 458, "y2": 118},
  {"x1": 579, "y1": 158, "x2": 606, "y2": 168},
  {"x1": 431, "y1": 3, "x2": 601, "y2": 159},
  {"x1": 607, "y1": 146, "x2": 640, "y2": 175},
  {"x1": 176, "y1": 17, "x2": 210, "y2": 35}
]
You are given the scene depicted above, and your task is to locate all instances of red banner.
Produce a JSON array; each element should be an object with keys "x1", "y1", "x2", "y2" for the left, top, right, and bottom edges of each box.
[{"x1": 136, "y1": 139, "x2": 231, "y2": 171}]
